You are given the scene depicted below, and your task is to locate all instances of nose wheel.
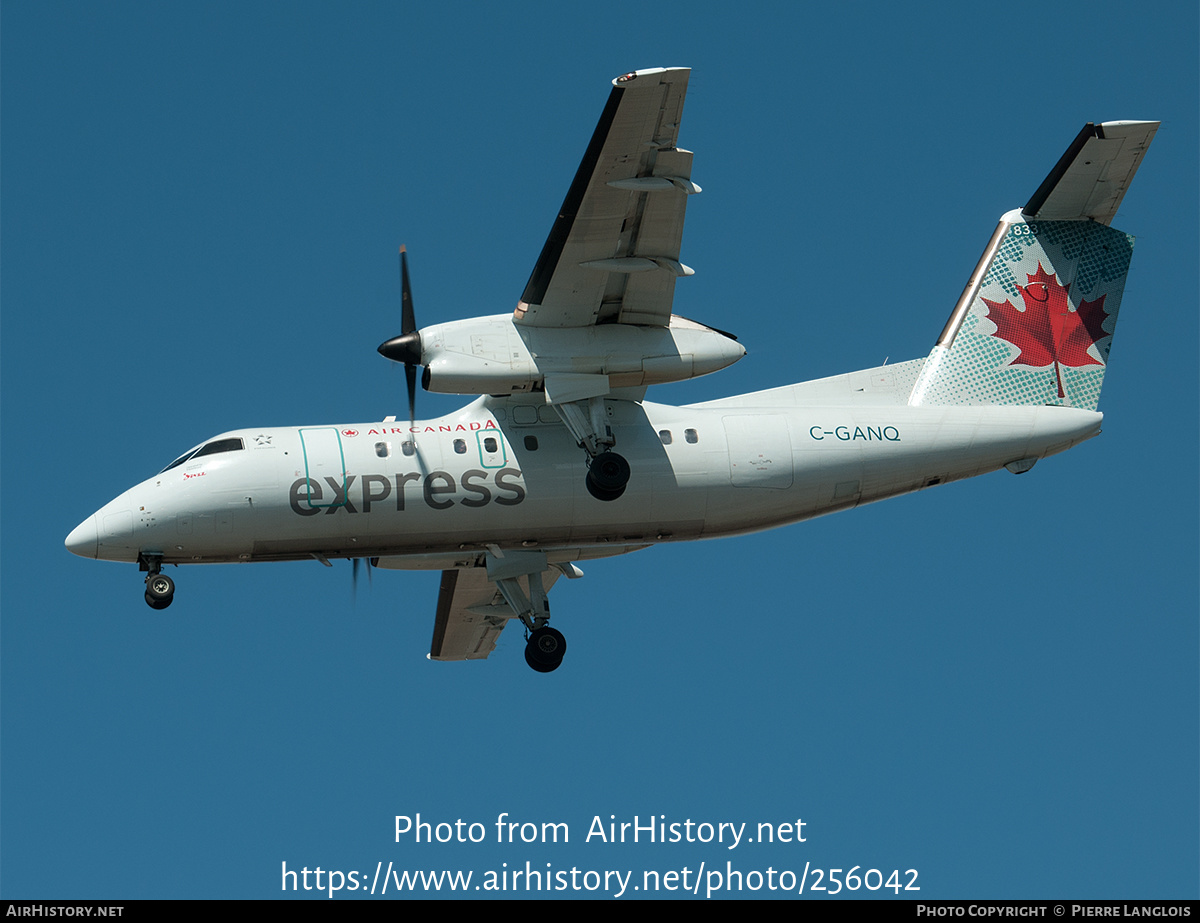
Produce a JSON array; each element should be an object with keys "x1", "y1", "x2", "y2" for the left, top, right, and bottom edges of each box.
[
  {"x1": 145, "y1": 572, "x2": 175, "y2": 609},
  {"x1": 141, "y1": 558, "x2": 176, "y2": 610}
]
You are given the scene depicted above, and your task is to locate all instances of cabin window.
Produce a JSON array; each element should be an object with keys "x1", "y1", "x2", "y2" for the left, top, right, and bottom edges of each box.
[
  {"x1": 375, "y1": 442, "x2": 390, "y2": 458},
  {"x1": 658, "y1": 430, "x2": 673, "y2": 445},
  {"x1": 524, "y1": 435, "x2": 538, "y2": 451},
  {"x1": 483, "y1": 436, "x2": 498, "y2": 453},
  {"x1": 401, "y1": 440, "x2": 416, "y2": 456},
  {"x1": 453, "y1": 439, "x2": 467, "y2": 454},
  {"x1": 685, "y1": 428, "x2": 699, "y2": 444}
]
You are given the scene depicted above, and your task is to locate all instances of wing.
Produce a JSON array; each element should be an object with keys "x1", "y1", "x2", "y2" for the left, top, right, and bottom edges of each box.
[
  {"x1": 428, "y1": 566, "x2": 560, "y2": 661},
  {"x1": 1023, "y1": 120, "x2": 1158, "y2": 225},
  {"x1": 515, "y1": 67, "x2": 699, "y2": 329}
]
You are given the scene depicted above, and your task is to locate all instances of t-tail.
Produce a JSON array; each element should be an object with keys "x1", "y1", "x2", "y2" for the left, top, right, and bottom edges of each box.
[{"x1": 909, "y1": 121, "x2": 1158, "y2": 411}]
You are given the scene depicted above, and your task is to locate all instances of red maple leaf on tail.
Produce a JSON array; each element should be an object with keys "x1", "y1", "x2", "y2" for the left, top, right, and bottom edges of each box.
[{"x1": 981, "y1": 264, "x2": 1109, "y2": 398}]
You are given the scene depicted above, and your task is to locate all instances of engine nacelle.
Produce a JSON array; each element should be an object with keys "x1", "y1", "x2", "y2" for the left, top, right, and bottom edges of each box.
[{"x1": 419, "y1": 314, "x2": 744, "y2": 396}]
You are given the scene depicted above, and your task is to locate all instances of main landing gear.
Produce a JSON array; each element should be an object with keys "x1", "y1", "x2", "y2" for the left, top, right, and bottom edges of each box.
[
  {"x1": 524, "y1": 626, "x2": 566, "y2": 673},
  {"x1": 552, "y1": 397, "x2": 631, "y2": 502},
  {"x1": 586, "y1": 451, "x2": 631, "y2": 502},
  {"x1": 140, "y1": 555, "x2": 175, "y2": 610},
  {"x1": 486, "y1": 550, "x2": 569, "y2": 672}
]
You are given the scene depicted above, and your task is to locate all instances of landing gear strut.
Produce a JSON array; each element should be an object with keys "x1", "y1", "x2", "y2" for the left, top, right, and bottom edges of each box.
[
  {"x1": 140, "y1": 555, "x2": 175, "y2": 610},
  {"x1": 486, "y1": 551, "x2": 568, "y2": 672},
  {"x1": 552, "y1": 397, "x2": 631, "y2": 502}
]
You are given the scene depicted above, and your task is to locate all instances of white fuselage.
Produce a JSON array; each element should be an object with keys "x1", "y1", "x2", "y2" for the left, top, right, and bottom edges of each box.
[{"x1": 67, "y1": 394, "x2": 1102, "y2": 568}]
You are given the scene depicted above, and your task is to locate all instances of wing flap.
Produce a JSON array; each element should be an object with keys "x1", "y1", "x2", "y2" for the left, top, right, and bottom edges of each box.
[{"x1": 428, "y1": 566, "x2": 561, "y2": 662}]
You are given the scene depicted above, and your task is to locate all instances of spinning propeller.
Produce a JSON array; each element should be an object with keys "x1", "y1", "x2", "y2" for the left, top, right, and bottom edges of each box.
[
  {"x1": 351, "y1": 556, "x2": 374, "y2": 603},
  {"x1": 376, "y1": 246, "x2": 424, "y2": 425}
]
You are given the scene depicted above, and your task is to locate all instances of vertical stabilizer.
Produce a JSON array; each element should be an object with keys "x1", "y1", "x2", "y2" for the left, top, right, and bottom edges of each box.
[{"x1": 909, "y1": 121, "x2": 1156, "y2": 411}]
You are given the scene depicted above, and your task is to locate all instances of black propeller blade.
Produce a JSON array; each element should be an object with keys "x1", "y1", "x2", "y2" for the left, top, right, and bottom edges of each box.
[
  {"x1": 377, "y1": 246, "x2": 422, "y2": 425},
  {"x1": 351, "y1": 557, "x2": 374, "y2": 604}
]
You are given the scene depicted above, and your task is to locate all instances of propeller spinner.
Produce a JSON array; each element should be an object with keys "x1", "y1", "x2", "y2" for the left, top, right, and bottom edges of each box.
[{"x1": 377, "y1": 246, "x2": 423, "y2": 425}]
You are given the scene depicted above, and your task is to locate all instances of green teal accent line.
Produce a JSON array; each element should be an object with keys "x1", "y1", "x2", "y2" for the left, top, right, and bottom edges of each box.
[
  {"x1": 476, "y1": 431, "x2": 507, "y2": 469},
  {"x1": 298, "y1": 428, "x2": 348, "y2": 509}
]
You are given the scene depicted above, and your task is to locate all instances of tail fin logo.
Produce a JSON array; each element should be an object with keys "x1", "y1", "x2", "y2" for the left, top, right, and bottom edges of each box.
[{"x1": 981, "y1": 264, "x2": 1110, "y2": 398}]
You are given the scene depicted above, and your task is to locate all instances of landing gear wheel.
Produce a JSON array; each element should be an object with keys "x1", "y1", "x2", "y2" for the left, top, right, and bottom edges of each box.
[
  {"x1": 524, "y1": 647, "x2": 560, "y2": 672},
  {"x1": 145, "y1": 573, "x2": 175, "y2": 609},
  {"x1": 525, "y1": 626, "x2": 566, "y2": 672},
  {"x1": 586, "y1": 451, "x2": 630, "y2": 502}
]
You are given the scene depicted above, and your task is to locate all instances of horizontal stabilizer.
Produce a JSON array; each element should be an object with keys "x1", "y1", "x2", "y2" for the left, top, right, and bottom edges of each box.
[{"x1": 1023, "y1": 121, "x2": 1158, "y2": 225}]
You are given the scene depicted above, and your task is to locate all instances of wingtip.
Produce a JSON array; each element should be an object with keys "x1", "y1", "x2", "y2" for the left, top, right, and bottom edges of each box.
[{"x1": 612, "y1": 66, "x2": 690, "y2": 87}]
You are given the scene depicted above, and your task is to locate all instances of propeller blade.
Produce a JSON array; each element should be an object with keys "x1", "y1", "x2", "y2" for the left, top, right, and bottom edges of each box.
[
  {"x1": 400, "y1": 245, "x2": 415, "y2": 335},
  {"x1": 405, "y1": 363, "x2": 417, "y2": 428},
  {"x1": 376, "y1": 245, "x2": 423, "y2": 427},
  {"x1": 351, "y1": 557, "x2": 375, "y2": 605}
]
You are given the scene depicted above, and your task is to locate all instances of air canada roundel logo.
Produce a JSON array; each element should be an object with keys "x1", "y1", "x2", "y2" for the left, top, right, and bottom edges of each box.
[
  {"x1": 342, "y1": 429, "x2": 358, "y2": 437},
  {"x1": 981, "y1": 263, "x2": 1109, "y2": 399}
]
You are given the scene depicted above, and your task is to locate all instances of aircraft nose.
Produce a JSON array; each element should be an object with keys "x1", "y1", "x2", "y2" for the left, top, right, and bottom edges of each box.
[{"x1": 65, "y1": 515, "x2": 99, "y2": 559}]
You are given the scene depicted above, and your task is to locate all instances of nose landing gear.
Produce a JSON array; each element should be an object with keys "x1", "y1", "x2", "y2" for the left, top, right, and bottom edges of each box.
[
  {"x1": 140, "y1": 555, "x2": 175, "y2": 610},
  {"x1": 145, "y1": 573, "x2": 175, "y2": 609}
]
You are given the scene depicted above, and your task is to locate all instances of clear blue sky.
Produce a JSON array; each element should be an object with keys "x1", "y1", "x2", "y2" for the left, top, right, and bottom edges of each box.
[{"x1": 3, "y1": 0, "x2": 1196, "y2": 900}]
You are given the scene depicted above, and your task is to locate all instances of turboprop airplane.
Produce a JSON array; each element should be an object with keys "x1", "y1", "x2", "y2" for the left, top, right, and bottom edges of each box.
[{"x1": 64, "y1": 68, "x2": 1157, "y2": 672}]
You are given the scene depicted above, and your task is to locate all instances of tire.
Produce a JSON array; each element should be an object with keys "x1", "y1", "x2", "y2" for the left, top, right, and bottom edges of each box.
[
  {"x1": 526, "y1": 626, "x2": 566, "y2": 668},
  {"x1": 588, "y1": 452, "x2": 630, "y2": 490},
  {"x1": 524, "y1": 647, "x2": 560, "y2": 672},
  {"x1": 145, "y1": 573, "x2": 175, "y2": 601},
  {"x1": 586, "y1": 451, "x2": 630, "y2": 501},
  {"x1": 586, "y1": 477, "x2": 626, "y2": 502}
]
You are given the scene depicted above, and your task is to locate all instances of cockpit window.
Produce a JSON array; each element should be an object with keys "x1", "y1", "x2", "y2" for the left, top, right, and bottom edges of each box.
[
  {"x1": 159, "y1": 437, "x2": 244, "y2": 473},
  {"x1": 160, "y1": 447, "x2": 201, "y2": 473},
  {"x1": 192, "y1": 437, "x2": 245, "y2": 458}
]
